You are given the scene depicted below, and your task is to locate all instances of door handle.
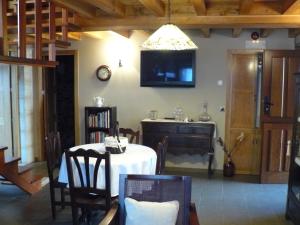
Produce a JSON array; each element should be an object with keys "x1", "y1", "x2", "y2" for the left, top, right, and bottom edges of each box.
[{"x1": 263, "y1": 96, "x2": 274, "y2": 114}]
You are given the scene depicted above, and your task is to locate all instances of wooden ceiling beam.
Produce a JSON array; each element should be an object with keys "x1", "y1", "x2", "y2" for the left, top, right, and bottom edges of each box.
[
  {"x1": 283, "y1": 0, "x2": 300, "y2": 14},
  {"x1": 81, "y1": 0, "x2": 125, "y2": 17},
  {"x1": 138, "y1": 0, "x2": 165, "y2": 17},
  {"x1": 52, "y1": 0, "x2": 96, "y2": 18},
  {"x1": 191, "y1": 0, "x2": 206, "y2": 15},
  {"x1": 232, "y1": 28, "x2": 242, "y2": 38},
  {"x1": 81, "y1": 15, "x2": 300, "y2": 31},
  {"x1": 260, "y1": 29, "x2": 273, "y2": 38},
  {"x1": 113, "y1": 30, "x2": 132, "y2": 39},
  {"x1": 240, "y1": 0, "x2": 254, "y2": 14}
]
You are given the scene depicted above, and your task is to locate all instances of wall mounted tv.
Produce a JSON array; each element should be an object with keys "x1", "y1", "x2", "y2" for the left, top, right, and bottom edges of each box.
[{"x1": 140, "y1": 50, "x2": 196, "y2": 87}]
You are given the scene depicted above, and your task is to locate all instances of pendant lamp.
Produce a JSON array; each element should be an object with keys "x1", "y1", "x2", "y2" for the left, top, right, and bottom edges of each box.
[{"x1": 141, "y1": 0, "x2": 198, "y2": 50}]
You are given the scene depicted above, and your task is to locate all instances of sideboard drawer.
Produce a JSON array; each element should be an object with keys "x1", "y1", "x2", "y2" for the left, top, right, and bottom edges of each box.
[
  {"x1": 177, "y1": 125, "x2": 213, "y2": 135},
  {"x1": 142, "y1": 124, "x2": 177, "y2": 134},
  {"x1": 141, "y1": 120, "x2": 215, "y2": 155}
]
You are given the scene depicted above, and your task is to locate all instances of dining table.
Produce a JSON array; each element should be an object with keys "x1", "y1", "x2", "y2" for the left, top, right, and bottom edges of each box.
[{"x1": 58, "y1": 143, "x2": 157, "y2": 196}]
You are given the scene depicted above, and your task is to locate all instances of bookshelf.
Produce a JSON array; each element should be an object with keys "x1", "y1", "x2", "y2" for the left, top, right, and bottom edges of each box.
[{"x1": 84, "y1": 107, "x2": 117, "y2": 144}]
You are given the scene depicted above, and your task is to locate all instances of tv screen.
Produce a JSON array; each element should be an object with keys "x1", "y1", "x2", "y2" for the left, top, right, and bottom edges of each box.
[{"x1": 140, "y1": 50, "x2": 196, "y2": 87}]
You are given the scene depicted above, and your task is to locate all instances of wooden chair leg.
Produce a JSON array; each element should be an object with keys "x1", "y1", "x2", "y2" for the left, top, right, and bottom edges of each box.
[
  {"x1": 49, "y1": 185, "x2": 56, "y2": 219},
  {"x1": 71, "y1": 207, "x2": 79, "y2": 225},
  {"x1": 60, "y1": 187, "x2": 65, "y2": 209}
]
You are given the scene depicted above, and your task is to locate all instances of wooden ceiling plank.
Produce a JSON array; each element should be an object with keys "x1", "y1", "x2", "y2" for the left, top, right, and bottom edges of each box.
[
  {"x1": 81, "y1": 15, "x2": 300, "y2": 31},
  {"x1": 18, "y1": 0, "x2": 26, "y2": 58},
  {"x1": 200, "y1": 28, "x2": 210, "y2": 38},
  {"x1": 191, "y1": 0, "x2": 206, "y2": 15},
  {"x1": 35, "y1": 0, "x2": 42, "y2": 60},
  {"x1": 138, "y1": 0, "x2": 165, "y2": 17},
  {"x1": 260, "y1": 28, "x2": 273, "y2": 38},
  {"x1": 81, "y1": 0, "x2": 125, "y2": 17},
  {"x1": 52, "y1": 0, "x2": 96, "y2": 18},
  {"x1": 240, "y1": 0, "x2": 254, "y2": 14},
  {"x1": 0, "y1": 0, "x2": 8, "y2": 56},
  {"x1": 232, "y1": 28, "x2": 242, "y2": 38},
  {"x1": 283, "y1": 0, "x2": 300, "y2": 14}
]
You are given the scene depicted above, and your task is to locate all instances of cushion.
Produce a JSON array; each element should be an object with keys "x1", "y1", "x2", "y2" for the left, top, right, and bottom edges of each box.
[{"x1": 125, "y1": 197, "x2": 179, "y2": 225}]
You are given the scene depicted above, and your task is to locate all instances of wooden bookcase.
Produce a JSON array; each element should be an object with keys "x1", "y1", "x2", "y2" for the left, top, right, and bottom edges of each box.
[{"x1": 84, "y1": 107, "x2": 117, "y2": 144}]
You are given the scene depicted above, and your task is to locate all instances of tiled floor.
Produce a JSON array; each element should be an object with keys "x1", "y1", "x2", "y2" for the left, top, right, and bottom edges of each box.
[
  {"x1": 191, "y1": 173, "x2": 292, "y2": 225},
  {"x1": 0, "y1": 171, "x2": 293, "y2": 225}
]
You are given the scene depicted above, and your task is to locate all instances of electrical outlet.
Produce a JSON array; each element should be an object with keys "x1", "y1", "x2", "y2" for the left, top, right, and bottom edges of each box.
[{"x1": 219, "y1": 106, "x2": 225, "y2": 112}]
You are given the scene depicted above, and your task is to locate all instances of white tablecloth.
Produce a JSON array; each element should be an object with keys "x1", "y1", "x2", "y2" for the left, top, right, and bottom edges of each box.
[{"x1": 58, "y1": 143, "x2": 157, "y2": 196}]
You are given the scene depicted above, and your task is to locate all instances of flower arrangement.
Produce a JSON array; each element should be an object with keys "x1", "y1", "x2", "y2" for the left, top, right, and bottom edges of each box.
[{"x1": 217, "y1": 132, "x2": 246, "y2": 176}]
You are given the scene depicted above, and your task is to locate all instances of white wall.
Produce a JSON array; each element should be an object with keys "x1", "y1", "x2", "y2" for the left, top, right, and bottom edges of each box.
[{"x1": 71, "y1": 29, "x2": 294, "y2": 170}]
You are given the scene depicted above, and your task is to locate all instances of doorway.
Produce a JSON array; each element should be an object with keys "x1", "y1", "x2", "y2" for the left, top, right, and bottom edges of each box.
[{"x1": 44, "y1": 51, "x2": 79, "y2": 155}]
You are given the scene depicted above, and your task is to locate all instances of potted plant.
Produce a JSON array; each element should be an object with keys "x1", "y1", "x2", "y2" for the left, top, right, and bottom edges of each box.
[{"x1": 217, "y1": 132, "x2": 245, "y2": 177}]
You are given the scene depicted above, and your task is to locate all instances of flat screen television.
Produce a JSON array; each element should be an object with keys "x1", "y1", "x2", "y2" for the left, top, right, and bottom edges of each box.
[{"x1": 140, "y1": 50, "x2": 196, "y2": 87}]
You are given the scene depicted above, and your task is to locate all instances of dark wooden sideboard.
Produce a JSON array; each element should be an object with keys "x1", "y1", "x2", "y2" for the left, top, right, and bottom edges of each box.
[{"x1": 141, "y1": 119, "x2": 215, "y2": 175}]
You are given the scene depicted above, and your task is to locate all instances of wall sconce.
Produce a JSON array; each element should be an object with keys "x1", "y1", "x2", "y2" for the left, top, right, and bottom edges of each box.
[
  {"x1": 251, "y1": 32, "x2": 259, "y2": 43},
  {"x1": 119, "y1": 59, "x2": 123, "y2": 67}
]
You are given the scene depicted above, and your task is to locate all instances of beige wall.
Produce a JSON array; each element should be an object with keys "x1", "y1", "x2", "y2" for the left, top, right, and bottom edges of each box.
[{"x1": 71, "y1": 29, "x2": 294, "y2": 170}]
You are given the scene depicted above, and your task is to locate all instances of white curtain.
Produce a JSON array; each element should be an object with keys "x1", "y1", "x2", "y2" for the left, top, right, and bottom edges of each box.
[
  {"x1": 0, "y1": 64, "x2": 13, "y2": 158},
  {"x1": 0, "y1": 62, "x2": 36, "y2": 165},
  {"x1": 19, "y1": 65, "x2": 35, "y2": 164}
]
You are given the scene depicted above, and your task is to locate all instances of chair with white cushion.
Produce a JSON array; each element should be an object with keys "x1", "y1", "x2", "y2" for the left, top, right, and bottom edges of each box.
[{"x1": 98, "y1": 174, "x2": 200, "y2": 225}]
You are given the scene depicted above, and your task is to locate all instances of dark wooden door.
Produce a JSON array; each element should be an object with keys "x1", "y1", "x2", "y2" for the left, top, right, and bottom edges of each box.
[{"x1": 261, "y1": 50, "x2": 300, "y2": 183}]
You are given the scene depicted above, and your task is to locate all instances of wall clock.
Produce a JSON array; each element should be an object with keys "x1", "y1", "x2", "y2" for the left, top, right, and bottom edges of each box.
[{"x1": 96, "y1": 65, "x2": 111, "y2": 81}]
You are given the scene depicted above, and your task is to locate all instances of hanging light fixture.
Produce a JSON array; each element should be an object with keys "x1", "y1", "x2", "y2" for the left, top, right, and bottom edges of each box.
[{"x1": 141, "y1": 0, "x2": 198, "y2": 50}]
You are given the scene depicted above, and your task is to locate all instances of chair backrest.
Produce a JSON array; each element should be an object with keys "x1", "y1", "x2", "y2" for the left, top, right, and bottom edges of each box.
[
  {"x1": 156, "y1": 136, "x2": 168, "y2": 174},
  {"x1": 45, "y1": 131, "x2": 62, "y2": 181},
  {"x1": 65, "y1": 148, "x2": 111, "y2": 208},
  {"x1": 119, "y1": 128, "x2": 140, "y2": 144},
  {"x1": 118, "y1": 174, "x2": 191, "y2": 225}
]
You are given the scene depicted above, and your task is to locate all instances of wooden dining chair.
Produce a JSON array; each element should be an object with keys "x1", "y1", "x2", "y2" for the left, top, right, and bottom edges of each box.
[
  {"x1": 98, "y1": 174, "x2": 200, "y2": 225},
  {"x1": 65, "y1": 148, "x2": 113, "y2": 225},
  {"x1": 119, "y1": 128, "x2": 140, "y2": 144},
  {"x1": 45, "y1": 131, "x2": 70, "y2": 219},
  {"x1": 156, "y1": 136, "x2": 169, "y2": 175}
]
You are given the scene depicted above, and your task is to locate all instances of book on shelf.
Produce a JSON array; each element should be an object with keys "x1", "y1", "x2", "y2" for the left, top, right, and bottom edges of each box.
[
  {"x1": 88, "y1": 111, "x2": 111, "y2": 128},
  {"x1": 89, "y1": 131, "x2": 107, "y2": 143}
]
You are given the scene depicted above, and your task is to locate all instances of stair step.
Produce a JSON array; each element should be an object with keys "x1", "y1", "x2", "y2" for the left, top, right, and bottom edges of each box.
[
  {"x1": 1, "y1": 180, "x2": 13, "y2": 185},
  {"x1": 5, "y1": 156, "x2": 21, "y2": 165},
  {"x1": 18, "y1": 165, "x2": 32, "y2": 176},
  {"x1": 0, "y1": 146, "x2": 8, "y2": 151}
]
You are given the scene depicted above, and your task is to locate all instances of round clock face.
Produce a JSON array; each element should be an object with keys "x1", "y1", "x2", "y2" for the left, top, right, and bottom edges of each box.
[{"x1": 96, "y1": 65, "x2": 111, "y2": 81}]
